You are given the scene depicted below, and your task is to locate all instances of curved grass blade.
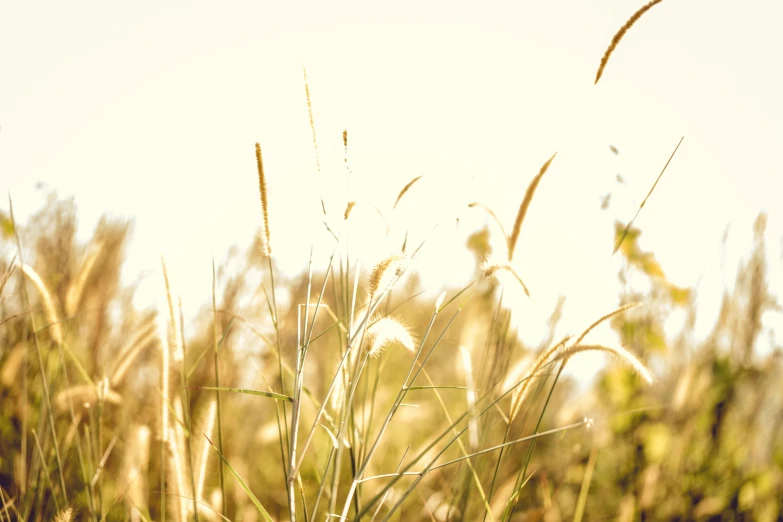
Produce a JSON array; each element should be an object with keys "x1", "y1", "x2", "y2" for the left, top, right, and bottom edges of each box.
[
  {"x1": 206, "y1": 436, "x2": 274, "y2": 522},
  {"x1": 195, "y1": 387, "x2": 293, "y2": 402}
]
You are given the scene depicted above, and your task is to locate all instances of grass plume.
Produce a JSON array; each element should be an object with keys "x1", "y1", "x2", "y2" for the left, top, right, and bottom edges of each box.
[
  {"x1": 595, "y1": 0, "x2": 666, "y2": 84},
  {"x1": 393, "y1": 175, "x2": 424, "y2": 209},
  {"x1": 368, "y1": 253, "x2": 407, "y2": 299},
  {"x1": 255, "y1": 143, "x2": 272, "y2": 256},
  {"x1": 507, "y1": 153, "x2": 557, "y2": 261},
  {"x1": 363, "y1": 316, "x2": 416, "y2": 357}
]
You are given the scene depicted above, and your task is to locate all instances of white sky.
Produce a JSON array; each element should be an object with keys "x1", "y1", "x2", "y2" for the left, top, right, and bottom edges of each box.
[{"x1": 2, "y1": 1, "x2": 782, "y2": 381}]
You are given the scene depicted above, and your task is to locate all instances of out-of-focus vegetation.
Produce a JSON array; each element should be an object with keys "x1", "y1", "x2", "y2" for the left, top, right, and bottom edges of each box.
[{"x1": 1, "y1": 171, "x2": 781, "y2": 522}]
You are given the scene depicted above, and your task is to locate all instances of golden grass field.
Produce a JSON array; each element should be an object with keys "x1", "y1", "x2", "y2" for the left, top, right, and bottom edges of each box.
[{"x1": 2, "y1": 4, "x2": 783, "y2": 521}]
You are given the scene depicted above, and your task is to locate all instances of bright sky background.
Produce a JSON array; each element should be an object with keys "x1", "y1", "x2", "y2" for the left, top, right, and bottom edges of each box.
[{"x1": 3, "y1": 1, "x2": 782, "y2": 382}]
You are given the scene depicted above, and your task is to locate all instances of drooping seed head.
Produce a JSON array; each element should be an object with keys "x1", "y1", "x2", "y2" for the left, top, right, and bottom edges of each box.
[
  {"x1": 507, "y1": 153, "x2": 556, "y2": 261},
  {"x1": 362, "y1": 317, "x2": 415, "y2": 357},
  {"x1": 595, "y1": 0, "x2": 665, "y2": 84}
]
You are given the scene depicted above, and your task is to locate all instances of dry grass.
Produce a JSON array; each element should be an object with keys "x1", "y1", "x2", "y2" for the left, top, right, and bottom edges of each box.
[{"x1": 1, "y1": 46, "x2": 781, "y2": 522}]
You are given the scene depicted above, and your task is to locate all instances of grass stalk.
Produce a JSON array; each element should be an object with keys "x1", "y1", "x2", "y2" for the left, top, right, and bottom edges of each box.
[{"x1": 211, "y1": 259, "x2": 227, "y2": 519}]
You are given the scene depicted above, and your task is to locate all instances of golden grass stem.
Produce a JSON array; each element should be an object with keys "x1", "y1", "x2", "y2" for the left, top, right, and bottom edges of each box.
[
  {"x1": 195, "y1": 400, "x2": 217, "y2": 504},
  {"x1": 211, "y1": 259, "x2": 227, "y2": 519},
  {"x1": 613, "y1": 136, "x2": 684, "y2": 255}
]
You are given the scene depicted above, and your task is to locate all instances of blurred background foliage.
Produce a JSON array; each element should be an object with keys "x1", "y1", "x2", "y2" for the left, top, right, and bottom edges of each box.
[{"x1": 1, "y1": 191, "x2": 782, "y2": 521}]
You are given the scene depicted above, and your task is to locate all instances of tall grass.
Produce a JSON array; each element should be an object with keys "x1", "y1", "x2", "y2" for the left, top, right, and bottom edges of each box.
[{"x1": 1, "y1": 18, "x2": 781, "y2": 520}]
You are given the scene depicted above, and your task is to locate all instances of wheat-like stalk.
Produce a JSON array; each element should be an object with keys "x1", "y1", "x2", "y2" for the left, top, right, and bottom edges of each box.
[
  {"x1": 19, "y1": 263, "x2": 63, "y2": 345},
  {"x1": 393, "y1": 176, "x2": 424, "y2": 209},
  {"x1": 482, "y1": 262, "x2": 530, "y2": 297},
  {"x1": 303, "y1": 66, "x2": 321, "y2": 175},
  {"x1": 54, "y1": 508, "x2": 74, "y2": 522},
  {"x1": 595, "y1": 0, "x2": 665, "y2": 84},
  {"x1": 160, "y1": 258, "x2": 183, "y2": 364},
  {"x1": 195, "y1": 399, "x2": 217, "y2": 504},
  {"x1": 167, "y1": 426, "x2": 188, "y2": 522},
  {"x1": 507, "y1": 153, "x2": 557, "y2": 261},
  {"x1": 255, "y1": 143, "x2": 272, "y2": 256},
  {"x1": 64, "y1": 240, "x2": 102, "y2": 316}
]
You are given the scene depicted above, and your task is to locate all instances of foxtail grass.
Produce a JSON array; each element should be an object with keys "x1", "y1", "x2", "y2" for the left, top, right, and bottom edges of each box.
[
  {"x1": 595, "y1": 0, "x2": 666, "y2": 84},
  {"x1": 507, "y1": 153, "x2": 556, "y2": 261},
  {"x1": 393, "y1": 175, "x2": 424, "y2": 209},
  {"x1": 255, "y1": 143, "x2": 272, "y2": 256}
]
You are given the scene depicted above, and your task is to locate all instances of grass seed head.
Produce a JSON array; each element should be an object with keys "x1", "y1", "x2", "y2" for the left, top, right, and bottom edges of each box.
[
  {"x1": 363, "y1": 317, "x2": 415, "y2": 357},
  {"x1": 369, "y1": 254, "x2": 408, "y2": 298},
  {"x1": 507, "y1": 153, "x2": 556, "y2": 261},
  {"x1": 394, "y1": 175, "x2": 424, "y2": 209},
  {"x1": 595, "y1": 0, "x2": 665, "y2": 84},
  {"x1": 255, "y1": 142, "x2": 272, "y2": 256}
]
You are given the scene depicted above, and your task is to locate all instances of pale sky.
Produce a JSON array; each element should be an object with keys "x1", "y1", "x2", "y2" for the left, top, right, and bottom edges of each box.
[{"x1": 2, "y1": 1, "x2": 782, "y2": 381}]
